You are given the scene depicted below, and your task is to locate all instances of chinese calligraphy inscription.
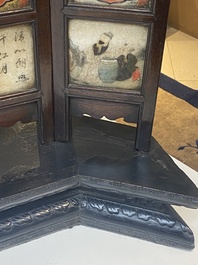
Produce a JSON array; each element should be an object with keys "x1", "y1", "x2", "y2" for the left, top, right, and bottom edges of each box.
[{"x1": 0, "y1": 24, "x2": 36, "y2": 96}]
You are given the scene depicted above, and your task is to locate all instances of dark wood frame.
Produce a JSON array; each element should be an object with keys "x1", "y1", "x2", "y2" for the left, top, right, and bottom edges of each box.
[
  {"x1": 1, "y1": 0, "x2": 198, "y2": 251},
  {"x1": 0, "y1": 0, "x2": 53, "y2": 143},
  {"x1": 51, "y1": 0, "x2": 170, "y2": 151}
]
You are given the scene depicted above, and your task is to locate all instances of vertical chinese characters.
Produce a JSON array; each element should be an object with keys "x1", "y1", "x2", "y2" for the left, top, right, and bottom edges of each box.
[
  {"x1": 0, "y1": 24, "x2": 36, "y2": 95},
  {"x1": 15, "y1": 29, "x2": 29, "y2": 83},
  {"x1": 0, "y1": 34, "x2": 8, "y2": 75}
]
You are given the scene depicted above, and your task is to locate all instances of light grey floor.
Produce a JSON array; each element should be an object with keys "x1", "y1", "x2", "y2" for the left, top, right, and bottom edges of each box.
[{"x1": 162, "y1": 27, "x2": 198, "y2": 90}]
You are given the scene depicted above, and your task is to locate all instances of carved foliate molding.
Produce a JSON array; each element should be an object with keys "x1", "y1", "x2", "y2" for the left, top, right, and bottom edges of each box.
[{"x1": 0, "y1": 190, "x2": 194, "y2": 251}]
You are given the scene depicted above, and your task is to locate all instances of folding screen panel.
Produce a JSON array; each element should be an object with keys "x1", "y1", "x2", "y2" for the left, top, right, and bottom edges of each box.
[{"x1": 51, "y1": 0, "x2": 170, "y2": 151}]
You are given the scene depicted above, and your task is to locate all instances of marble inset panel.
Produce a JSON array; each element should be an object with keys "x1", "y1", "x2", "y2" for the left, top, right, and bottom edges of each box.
[
  {"x1": 68, "y1": 19, "x2": 148, "y2": 91},
  {"x1": 0, "y1": 121, "x2": 39, "y2": 184},
  {"x1": 68, "y1": 0, "x2": 152, "y2": 9},
  {"x1": 0, "y1": 23, "x2": 36, "y2": 96},
  {"x1": 0, "y1": 0, "x2": 31, "y2": 13}
]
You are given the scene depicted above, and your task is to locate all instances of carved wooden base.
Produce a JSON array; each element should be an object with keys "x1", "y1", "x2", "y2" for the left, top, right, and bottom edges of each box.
[
  {"x1": 0, "y1": 188, "x2": 194, "y2": 251},
  {"x1": 0, "y1": 117, "x2": 197, "y2": 251}
]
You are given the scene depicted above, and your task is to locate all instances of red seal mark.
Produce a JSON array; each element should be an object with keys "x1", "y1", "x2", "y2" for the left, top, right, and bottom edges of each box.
[
  {"x1": 98, "y1": 0, "x2": 127, "y2": 4},
  {"x1": 137, "y1": 0, "x2": 150, "y2": 7},
  {"x1": 19, "y1": 0, "x2": 29, "y2": 7},
  {"x1": 0, "y1": 0, "x2": 13, "y2": 7}
]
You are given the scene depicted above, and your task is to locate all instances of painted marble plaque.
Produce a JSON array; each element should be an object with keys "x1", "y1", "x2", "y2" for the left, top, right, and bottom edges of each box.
[
  {"x1": 68, "y1": 20, "x2": 148, "y2": 90},
  {"x1": 0, "y1": 0, "x2": 31, "y2": 13},
  {"x1": 0, "y1": 121, "x2": 39, "y2": 184},
  {"x1": 68, "y1": 0, "x2": 151, "y2": 9},
  {"x1": 0, "y1": 24, "x2": 36, "y2": 96}
]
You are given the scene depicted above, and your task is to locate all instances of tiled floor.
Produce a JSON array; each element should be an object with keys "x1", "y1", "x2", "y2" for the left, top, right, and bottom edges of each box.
[{"x1": 161, "y1": 27, "x2": 198, "y2": 90}]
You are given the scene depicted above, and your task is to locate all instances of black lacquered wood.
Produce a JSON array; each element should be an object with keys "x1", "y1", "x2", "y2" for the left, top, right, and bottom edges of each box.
[
  {"x1": 0, "y1": 117, "x2": 197, "y2": 251},
  {"x1": 0, "y1": 0, "x2": 53, "y2": 143},
  {"x1": 51, "y1": 0, "x2": 170, "y2": 151},
  {"x1": 2, "y1": 0, "x2": 197, "y2": 253}
]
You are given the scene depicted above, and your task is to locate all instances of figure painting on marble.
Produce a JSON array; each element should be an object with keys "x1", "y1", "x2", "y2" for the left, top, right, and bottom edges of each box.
[
  {"x1": 0, "y1": 0, "x2": 31, "y2": 12},
  {"x1": 68, "y1": 20, "x2": 148, "y2": 90},
  {"x1": 68, "y1": 0, "x2": 151, "y2": 9}
]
